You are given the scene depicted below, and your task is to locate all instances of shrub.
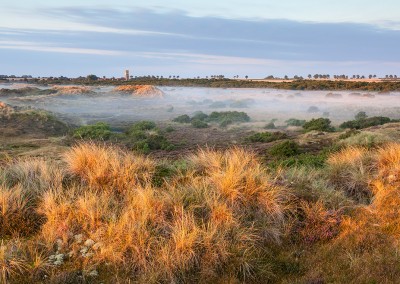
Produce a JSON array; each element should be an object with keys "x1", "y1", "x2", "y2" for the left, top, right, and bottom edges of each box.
[
  {"x1": 264, "y1": 122, "x2": 276, "y2": 129},
  {"x1": 173, "y1": 114, "x2": 191, "y2": 123},
  {"x1": 73, "y1": 122, "x2": 112, "y2": 140},
  {"x1": 207, "y1": 111, "x2": 250, "y2": 126},
  {"x1": 285, "y1": 118, "x2": 306, "y2": 127},
  {"x1": 246, "y1": 131, "x2": 287, "y2": 143},
  {"x1": 340, "y1": 116, "x2": 392, "y2": 129},
  {"x1": 303, "y1": 118, "x2": 334, "y2": 132},
  {"x1": 355, "y1": 111, "x2": 368, "y2": 120},
  {"x1": 127, "y1": 120, "x2": 156, "y2": 132},
  {"x1": 165, "y1": 126, "x2": 175, "y2": 133},
  {"x1": 191, "y1": 111, "x2": 208, "y2": 121},
  {"x1": 126, "y1": 121, "x2": 175, "y2": 153},
  {"x1": 191, "y1": 119, "x2": 208, "y2": 128},
  {"x1": 269, "y1": 140, "x2": 300, "y2": 158}
]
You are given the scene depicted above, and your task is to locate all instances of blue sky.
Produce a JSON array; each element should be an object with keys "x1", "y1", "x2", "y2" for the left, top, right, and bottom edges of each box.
[{"x1": 1, "y1": 1, "x2": 399, "y2": 78}]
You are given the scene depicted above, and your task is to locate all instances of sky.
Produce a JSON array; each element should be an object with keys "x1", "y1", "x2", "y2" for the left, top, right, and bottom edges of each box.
[{"x1": 0, "y1": 0, "x2": 399, "y2": 78}]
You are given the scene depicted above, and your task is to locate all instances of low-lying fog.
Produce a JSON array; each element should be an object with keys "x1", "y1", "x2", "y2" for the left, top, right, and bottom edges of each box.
[{"x1": 1, "y1": 83, "x2": 400, "y2": 126}]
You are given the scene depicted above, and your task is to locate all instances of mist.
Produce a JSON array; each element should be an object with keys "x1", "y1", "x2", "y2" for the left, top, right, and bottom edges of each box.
[{"x1": 1, "y1": 83, "x2": 399, "y2": 126}]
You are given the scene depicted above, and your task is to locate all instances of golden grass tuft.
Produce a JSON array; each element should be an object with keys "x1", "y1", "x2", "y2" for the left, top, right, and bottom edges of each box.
[
  {"x1": 64, "y1": 142, "x2": 155, "y2": 192},
  {"x1": 326, "y1": 146, "x2": 376, "y2": 202}
]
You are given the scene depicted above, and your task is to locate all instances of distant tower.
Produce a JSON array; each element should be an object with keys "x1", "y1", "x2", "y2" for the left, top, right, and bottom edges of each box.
[{"x1": 125, "y1": 69, "x2": 130, "y2": 81}]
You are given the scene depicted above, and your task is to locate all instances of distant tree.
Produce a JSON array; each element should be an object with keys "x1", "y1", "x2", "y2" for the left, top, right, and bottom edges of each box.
[
  {"x1": 308, "y1": 74, "x2": 312, "y2": 79},
  {"x1": 245, "y1": 75, "x2": 248, "y2": 79},
  {"x1": 86, "y1": 74, "x2": 98, "y2": 81},
  {"x1": 355, "y1": 111, "x2": 368, "y2": 120}
]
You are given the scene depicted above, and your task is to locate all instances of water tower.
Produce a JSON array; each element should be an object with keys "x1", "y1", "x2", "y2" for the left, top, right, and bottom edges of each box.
[{"x1": 125, "y1": 70, "x2": 130, "y2": 81}]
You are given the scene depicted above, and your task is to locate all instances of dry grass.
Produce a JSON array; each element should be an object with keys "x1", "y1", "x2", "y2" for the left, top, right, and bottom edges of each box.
[
  {"x1": 113, "y1": 85, "x2": 164, "y2": 97},
  {"x1": 326, "y1": 147, "x2": 376, "y2": 202},
  {"x1": 4, "y1": 141, "x2": 400, "y2": 282},
  {"x1": 64, "y1": 142, "x2": 155, "y2": 192}
]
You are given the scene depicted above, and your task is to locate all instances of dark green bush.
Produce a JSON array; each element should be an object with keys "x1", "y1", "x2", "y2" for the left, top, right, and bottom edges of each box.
[
  {"x1": 339, "y1": 116, "x2": 393, "y2": 130},
  {"x1": 338, "y1": 129, "x2": 361, "y2": 140},
  {"x1": 173, "y1": 114, "x2": 191, "y2": 123},
  {"x1": 191, "y1": 111, "x2": 209, "y2": 121},
  {"x1": 303, "y1": 118, "x2": 334, "y2": 132},
  {"x1": 128, "y1": 121, "x2": 156, "y2": 133},
  {"x1": 73, "y1": 122, "x2": 112, "y2": 140},
  {"x1": 191, "y1": 119, "x2": 208, "y2": 128},
  {"x1": 285, "y1": 118, "x2": 306, "y2": 127},
  {"x1": 246, "y1": 132, "x2": 287, "y2": 143},
  {"x1": 207, "y1": 111, "x2": 250, "y2": 126},
  {"x1": 269, "y1": 140, "x2": 300, "y2": 158},
  {"x1": 264, "y1": 122, "x2": 276, "y2": 129}
]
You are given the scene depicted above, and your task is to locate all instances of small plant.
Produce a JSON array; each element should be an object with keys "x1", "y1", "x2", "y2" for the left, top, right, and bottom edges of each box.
[
  {"x1": 73, "y1": 122, "x2": 112, "y2": 140},
  {"x1": 303, "y1": 118, "x2": 334, "y2": 132},
  {"x1": 165, "y1": 126, "x2": 175, "y2": 133}
]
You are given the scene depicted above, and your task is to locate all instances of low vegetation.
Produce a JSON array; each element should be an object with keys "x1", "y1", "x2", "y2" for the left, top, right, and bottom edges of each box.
[
  {"x1": 173, "y1": 111, "x2": 250, "y2": 127},
  {"x1": 245, "y1": 131, "x2": 287, "y2": 143},
  {"x1": 72, "y1": 121, "x2": 174, "y2": 153},
  {"x1": 303, "y1": 118, "x2": 334, "y2": 132}
]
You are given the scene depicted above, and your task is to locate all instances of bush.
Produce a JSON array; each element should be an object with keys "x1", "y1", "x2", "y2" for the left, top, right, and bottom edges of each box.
[
  {"x1": 191, "y1": 119, "x2": 208, "y2": 128},
  {"x1": 355, "y1": 111, "x2": 368, "y2": 120},
  {"x1": 264, "y1": 122, "x2": 276, "y2": 129},
  {"x1": 340, "y1": 116, "x2": 393, "y2": 129},
  {"x1": 270, "y1": 152, "x2": 329, "y2": 168},
  {"x1": 303, "y1": 118, "x2": 334, "y2": 132},
  {"x1": 285, "y1": 118, "x2": 306, "y2": 127},
  {"x1": 269, "y1": 140, "x2": 300, "y2": 158},
  {"x1": 73, "y1": 122, "x2": 112, "y2": 140},
  {"x1": 207, "y1": 111, "x2": 250, "y2": 126},
  {"x1": 127, "y1": 121, "x2": 156, "y2": 132},
  {"x1": 173, "y1": 114, "x2": 191, "y2": 123},
  {"x1": 246, "y1": 131, "x2": 287, "y2": 143},
  {"x1": 126, "y1": 121, "x2": 175, "y2": 153},
  {"x1": 191, "y1": 111, "x2": 208, "y2": 121}
]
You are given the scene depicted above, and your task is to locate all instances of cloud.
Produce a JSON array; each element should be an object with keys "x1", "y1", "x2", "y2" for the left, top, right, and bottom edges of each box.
[{"x1": 1, "y1": 7, "x2": 399, "y2": 76}]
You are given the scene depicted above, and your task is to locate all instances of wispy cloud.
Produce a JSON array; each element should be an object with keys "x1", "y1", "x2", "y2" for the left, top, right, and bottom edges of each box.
[{"x1": 0, "y1": 40, "x2": 124, "y2": 55}]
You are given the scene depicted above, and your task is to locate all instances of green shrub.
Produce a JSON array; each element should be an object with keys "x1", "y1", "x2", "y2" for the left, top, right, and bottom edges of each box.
[
  {"x1": 207, "y1": 111, "x2": 250, "y2": 126},
  {"x1": 165, "y1": 126, "x2": 175, "y2": 133},
  {"x1": 269, "y1": 140, "x2": 300, "y2": 158},
  {"x1": 73, "y1": 122, "x2": 112, "y2": 140},
  {"x1": 246, "y1": 132, "x2": 287, "y2": 143},
  {"x1": 191, "y1": 119, "x2": 208, "y2": 128},
  {"x1": 340, "y1": 116, "x2": 393, "y2": 129},
  {"x1": 191, "y1": 111, "x2": 209, "y2": 121},
  {"x1": 338, "y1": 129, "x2": 360, "y2": 140},
  {"x1": 264, "y1": 122, "x2": 276, "y2": 129},
  {"x1": 128, "y1": 121, "x2": 156, "y2": 133},
  {"x1": 173, "y1": 114, "x2": 191, "y2": 123},
  {"x1": 126, "y1": 121, "x2": 175, "y2": 153},
  {"x1": 303, "y1": 118, "x2": 334, "y2": 132},
  {"x1": 355, "y1": 111, "x2": 368, "y2": 120},
  {"x1": 285, "y1": 118, "x2": 306, "y2": 127}
]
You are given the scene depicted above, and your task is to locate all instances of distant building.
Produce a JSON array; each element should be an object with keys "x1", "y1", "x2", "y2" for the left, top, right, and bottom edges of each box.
[{"x1": 125, "y1": 70, "x2": 130, "y2": 81}]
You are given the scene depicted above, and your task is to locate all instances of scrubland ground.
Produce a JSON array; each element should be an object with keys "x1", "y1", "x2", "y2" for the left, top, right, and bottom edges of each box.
[{"x1": 2, "y1": 106, "x2": 400, "y2": 283}]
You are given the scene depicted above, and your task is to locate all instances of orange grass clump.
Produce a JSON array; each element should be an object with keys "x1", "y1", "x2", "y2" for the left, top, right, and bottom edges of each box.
[{"x1": 113, "y1": 85, "x2": 164, "y2": 97}]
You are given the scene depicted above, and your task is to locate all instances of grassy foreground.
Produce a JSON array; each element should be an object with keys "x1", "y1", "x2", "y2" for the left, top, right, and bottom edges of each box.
[{"x1": 1, "y1": 141, "x2": 400, "y2": 283}]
